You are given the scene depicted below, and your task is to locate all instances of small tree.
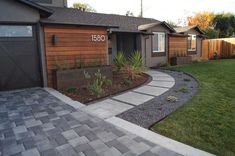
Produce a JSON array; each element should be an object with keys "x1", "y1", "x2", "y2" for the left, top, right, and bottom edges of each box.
[
  {"x1": 73, "y1": 2, "x2": 96, "y2": 12},
  {"x1": 187, "y1": 11, "x2": 215, "y2": 29}
]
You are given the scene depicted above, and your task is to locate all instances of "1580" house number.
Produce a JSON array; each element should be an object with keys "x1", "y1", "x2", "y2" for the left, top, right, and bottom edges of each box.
[{"x1": 91, "y1": 35, "x2": 106, "y2": 42}]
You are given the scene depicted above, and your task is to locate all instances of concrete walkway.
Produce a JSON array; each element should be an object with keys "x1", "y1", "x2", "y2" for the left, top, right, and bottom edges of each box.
[{"x1": 82, "y1": 71, "x2": 175, "y2": 119}]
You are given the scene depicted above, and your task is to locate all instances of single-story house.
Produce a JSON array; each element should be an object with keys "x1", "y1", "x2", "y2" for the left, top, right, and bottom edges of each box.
[
  {"x1": 0, "y1": 0, "x2": 205, "y2": 91},
  {"x1": 174, "y1": 26, "x2": 206, "y2": 60}
]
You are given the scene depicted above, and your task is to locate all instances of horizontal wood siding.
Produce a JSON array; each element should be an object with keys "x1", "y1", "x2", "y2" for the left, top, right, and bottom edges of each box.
[
  {"x1": 44, "y1": 26, "x2": 108, "y2": 87},
  {"x1": 169, "y1": 36, "x2": 188, "y2": 61},
  {"x1": 202, "y1": 38, "x2": 235, "y2": 60}
]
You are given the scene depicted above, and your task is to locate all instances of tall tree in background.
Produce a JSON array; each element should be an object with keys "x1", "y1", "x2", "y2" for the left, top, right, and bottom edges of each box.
[
  {"x1": 187, "y1": 11, "x2": 215, "y2": 29},
  {"x1": 214, "y1": 13, "x2": 235, "y2": 38},
  {"x1": 73, "y1": 2, "x2": 96, "y2": 12},
  {"x1": 187, "y1": 12, "x2": 218, "y2": 39}
]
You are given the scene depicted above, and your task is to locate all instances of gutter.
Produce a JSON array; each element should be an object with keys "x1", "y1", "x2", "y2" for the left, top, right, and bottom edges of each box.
[{"x1": 40, "y1": 21, "x2": 119, "y2": 29}]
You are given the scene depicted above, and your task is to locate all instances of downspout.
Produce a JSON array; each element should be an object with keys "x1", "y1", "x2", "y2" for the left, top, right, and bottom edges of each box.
[
  {"x1": 37, "y1": 23, "x2": 48, "y2": 87},
  {"x1": 144, "y1": 36, "x2": 149, "y2": 66}
]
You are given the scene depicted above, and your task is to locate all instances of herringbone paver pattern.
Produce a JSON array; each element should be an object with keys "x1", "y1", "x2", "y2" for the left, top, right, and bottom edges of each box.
[{"x1": 0, "y1": 88, "x2": 181, "y2": 156}]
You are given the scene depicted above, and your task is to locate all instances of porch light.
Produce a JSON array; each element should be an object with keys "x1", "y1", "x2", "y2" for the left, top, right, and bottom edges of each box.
[{"x1": 52, "y1": 34, "x2": 57, "y2": 45}]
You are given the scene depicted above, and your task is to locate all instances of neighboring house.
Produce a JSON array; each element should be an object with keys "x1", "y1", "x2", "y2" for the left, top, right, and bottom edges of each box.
[
  {"x1": 0, "y1": 0, "x2": 205, "y2": 91},
  {"x1": 174, "y1": 26, "x2": 206, "y2": 60}
]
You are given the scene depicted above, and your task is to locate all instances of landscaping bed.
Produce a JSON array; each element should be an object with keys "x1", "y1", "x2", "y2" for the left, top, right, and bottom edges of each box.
[
  {"x1": 57, "y1": 51, "x2": 148, "y2": 104},
  {"x1": 117, "y1": 70, "x2": 198, "y2": 128},
  {"x1": 62, "y1": 73, "x2": 149, "y2": 104}
]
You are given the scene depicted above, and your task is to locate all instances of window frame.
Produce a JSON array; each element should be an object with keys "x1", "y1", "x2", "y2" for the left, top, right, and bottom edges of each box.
[
  {"x1": 188, "y1": 34, "x2": 197, "y2": 52},
  {"x1": 0, "y1": 25, "x2": 33, "y2": 38},
  {"x1": 152, "y1": 32, "x2": 166, "y2": 53}
]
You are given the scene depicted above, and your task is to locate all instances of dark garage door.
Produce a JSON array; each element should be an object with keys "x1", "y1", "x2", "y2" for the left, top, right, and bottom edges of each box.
[{"x1": 0, "y1": 25, "x2": 42, "y2": 91}]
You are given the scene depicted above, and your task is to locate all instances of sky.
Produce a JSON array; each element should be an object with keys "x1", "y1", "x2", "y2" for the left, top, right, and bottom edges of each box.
[{"x1": 68, "y1": 0, "x2": 235, "y2": 25}]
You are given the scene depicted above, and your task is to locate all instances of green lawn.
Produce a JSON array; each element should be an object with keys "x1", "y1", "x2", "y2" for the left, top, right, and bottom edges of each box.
[{"x1": 151, "y1": 59, "x2": 235, "y2": 156}]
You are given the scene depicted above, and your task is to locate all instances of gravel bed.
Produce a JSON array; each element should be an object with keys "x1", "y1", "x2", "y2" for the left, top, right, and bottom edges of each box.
[{"x1": 117, "y1": 69, "x2": 198, "y2": 129}]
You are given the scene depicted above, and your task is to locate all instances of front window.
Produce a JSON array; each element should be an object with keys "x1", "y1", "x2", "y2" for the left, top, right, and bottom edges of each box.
[
  {"x1": 0, "y1": 25, "x2": 33, "y2": 37},
  {"x1": 188, "y1": 34, "x2": 196, "y2": 51},
  {"x1": 153, "y1": 32, "x2": 165, "y2": 53}
]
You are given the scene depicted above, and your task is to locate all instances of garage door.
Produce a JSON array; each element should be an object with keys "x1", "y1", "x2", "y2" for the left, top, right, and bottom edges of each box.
[{"x1": 0, "y1": 25, "x2": 42, "y2": 91}]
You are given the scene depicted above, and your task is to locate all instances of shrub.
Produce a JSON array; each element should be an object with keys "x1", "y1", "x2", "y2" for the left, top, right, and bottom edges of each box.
[
  {"x1": 130, "y1": 51, "x2": 142, "y2": 69},
  {"x1": 214, "y1": 51, "x2": 219, "y2": 60},
  {"x1": 113, "y1": 52, "x2": 126, "y2": 72},
  {"x1": 122, "y1": 79, "x2": 133, "y2": 86},
  {"x1": 167, "y1": 96, "x2": 178, "y2": 103},
  {"x1": 84, "y1": 69, "x2": 112, "y2": 97},
  {"x1": 88, "y1": 80, "x2": 104, "y2": 97},
  {"x1": 178, "y1": 86, "x2": 189, "y2": 93},
  {"x1": 126, "y1": 51, "x2": 146, "y2": 80},
  {"x1": 66, "y1": 87, "x2": 78, "y2": 94}
]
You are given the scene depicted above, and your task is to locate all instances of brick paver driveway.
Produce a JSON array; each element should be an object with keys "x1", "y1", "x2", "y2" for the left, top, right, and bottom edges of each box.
[{"x1": 0, "y1": 88, "x2": 181, "y2": 156}]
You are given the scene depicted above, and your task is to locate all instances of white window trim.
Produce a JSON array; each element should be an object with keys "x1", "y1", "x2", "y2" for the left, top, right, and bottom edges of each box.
[
  {"x1": 153, "y1": 32, "x2": 166, "y2": 53},
  {"x1": 188, "y1": 34, "x2": 197, "y2": 51}
]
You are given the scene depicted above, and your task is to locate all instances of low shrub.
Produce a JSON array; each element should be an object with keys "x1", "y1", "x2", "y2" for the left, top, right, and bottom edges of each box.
[
  {"x1": 178, "y1": 86, "x2": 189, "y2": 93},
  {"x1": 122, "y1": 79, "x2": 133, "y2": 86},
  {"x1": 66, "y1": 87, "x2": 78, "y2": 94},
  {"x1": 167, "y1": 96, "x2": 178, "y2": 103},
  {"x1": 84, "y1": 69, "x2": 112, "y2": 97}
]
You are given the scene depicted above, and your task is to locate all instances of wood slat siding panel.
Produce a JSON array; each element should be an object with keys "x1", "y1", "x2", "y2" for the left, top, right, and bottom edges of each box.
[
  {"x1": 202, "y1": 38, "x2": 235, "y2": 60},
  {"x1": 169, "y1": 36, "x2": 188, "y2": 60},
  {"x1": 44, "y1": 26, "x2": 108, "y2": 87}
]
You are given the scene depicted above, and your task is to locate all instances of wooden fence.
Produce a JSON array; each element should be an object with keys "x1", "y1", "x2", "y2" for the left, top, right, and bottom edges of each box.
[{"x1": 202, "y1": 38, "x2": 235, "y2": 60}]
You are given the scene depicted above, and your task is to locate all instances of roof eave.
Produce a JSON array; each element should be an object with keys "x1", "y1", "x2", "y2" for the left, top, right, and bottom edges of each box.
[
  {"x1": 40, "y1": 21, "x2": 119, "y2": 28},
  {"x1": 16, "y1": 0, "x2": 53, "y2": 17}
]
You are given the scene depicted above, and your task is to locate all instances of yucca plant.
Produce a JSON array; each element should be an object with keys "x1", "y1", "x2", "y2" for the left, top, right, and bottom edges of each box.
[
  {"x1": 113, "y1": 51, "x2": 126, "y2": 72},
  {"x1": 130, "y1": 51, "x2": 142, "y2": 68}
]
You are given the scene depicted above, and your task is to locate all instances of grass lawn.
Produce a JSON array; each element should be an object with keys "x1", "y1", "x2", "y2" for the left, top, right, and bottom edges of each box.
[{"x1": 151, "y1": 59, "x2": 235, "y2": 156}]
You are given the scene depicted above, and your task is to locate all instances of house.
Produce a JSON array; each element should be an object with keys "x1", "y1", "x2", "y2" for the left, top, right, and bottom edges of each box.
[
  {"x1": 174, "y1": 25, "x2": 206, "y2": 60},
  {"x1": 0, "y1": 0, "x2": 205, "y2": 91},
  {"x1": 0, "y1": 0, "x2": 115, "y2": 90}
]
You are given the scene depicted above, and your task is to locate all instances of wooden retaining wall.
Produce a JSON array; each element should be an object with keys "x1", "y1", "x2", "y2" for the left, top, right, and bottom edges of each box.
[
  {"x1": 202, "y1": 38, "x2": 235, "y2": 60},
  {"x1": 44, "y1": 26, "x2": 108, "y2": 87}
]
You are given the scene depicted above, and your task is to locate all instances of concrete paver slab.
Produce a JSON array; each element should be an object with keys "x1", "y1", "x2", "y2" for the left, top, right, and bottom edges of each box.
[
  {"x1": 82, "y1": 99, "x2": 133, "y2": 119},
  {"x1": 112, "y1": 92, "x2": 154, "y2": 106},
  {"x1": 148, "y1": 81, "x2": 175, "y2": 88},
  {"x1": 134, "y1": 86, "x2": 169, "y2": 96}
]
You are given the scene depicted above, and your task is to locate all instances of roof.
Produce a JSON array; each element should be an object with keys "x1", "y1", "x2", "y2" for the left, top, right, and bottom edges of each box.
[
  {"x1": 138, "y1": 21, "x2": 176, "y2": 33},
  {"x1": 40, "y1": 7, "x2": 160, "y2": 32},
  {"x1": 16, "y1": 0, "x2": 53, "y2": 17},
  {"x1": 174, "y1": 25, "x2": 205, "y2": 35}
]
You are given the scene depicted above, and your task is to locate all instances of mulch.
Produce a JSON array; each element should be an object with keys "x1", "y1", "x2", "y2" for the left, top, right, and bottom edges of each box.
[{"x1": 61, "y1": 73, "x2": 150, "y2": 104}]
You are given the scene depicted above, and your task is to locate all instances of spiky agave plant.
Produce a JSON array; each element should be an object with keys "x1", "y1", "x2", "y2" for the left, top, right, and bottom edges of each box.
[
  {"x1": 113, "y1": 51, "x2": 127, "y2": 72},
  {"x1": 130, "y1": 51, "x2": 142, "y2": 68}
]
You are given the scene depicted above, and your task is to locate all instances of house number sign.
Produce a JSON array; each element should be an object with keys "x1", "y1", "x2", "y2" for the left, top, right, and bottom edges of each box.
[{"x1": 91, "y1": 35, "x2": 106, "y2": 42}]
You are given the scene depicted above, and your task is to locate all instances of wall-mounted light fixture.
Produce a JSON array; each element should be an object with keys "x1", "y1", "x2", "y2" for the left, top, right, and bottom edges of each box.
[{"x1": 52, "y1": 34, "x2": 57, "y2": 45}]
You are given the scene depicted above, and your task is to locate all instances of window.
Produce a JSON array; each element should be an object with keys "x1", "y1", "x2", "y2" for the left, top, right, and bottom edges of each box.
[
  {"x1": 152, "y1": 32, "x2": 165, "y2": 53},
  {"x1": 188, "y1": 34, "x2": 196, "y2": 51},
  {"x1": 0, "y1": 25, "x2": 33, "y2": 37}
]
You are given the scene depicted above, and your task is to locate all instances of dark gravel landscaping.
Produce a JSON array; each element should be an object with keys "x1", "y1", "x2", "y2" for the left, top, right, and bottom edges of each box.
[{"x1": 117, "y1": 70, "x2": 198, "y2": 129}]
